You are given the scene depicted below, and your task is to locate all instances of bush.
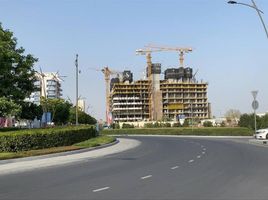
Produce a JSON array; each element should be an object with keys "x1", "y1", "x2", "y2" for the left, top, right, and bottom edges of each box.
[
  {"x1": 0, "y1": 127, "x2": 21, "y2": 132},
  {"x1": 122, "y1": 123, "x2": 134, "y2": 129},
  {"x1": 0, "y1": 126, "x2": 97, "y2": 152},
  {"x1": 172, "y1": 123, "x2": 181, "y2": 127},
  {"x1": 101, "y1": 127, "x2": 252, "y2": 136},
  {"x1": 203, "y1": 121, "x2": 213, "y2": 127}
]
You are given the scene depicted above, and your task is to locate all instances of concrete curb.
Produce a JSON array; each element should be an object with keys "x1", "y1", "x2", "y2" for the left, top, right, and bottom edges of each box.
[
  {"x1": 249, "y1": 139, "x2": 268, "y2": 147},
  {"x1": 112, "y1": 134, "x2": 253, "y2": 139},
  {"x1": 0, "y1": 139, "x2": 119, "y2": 165}
]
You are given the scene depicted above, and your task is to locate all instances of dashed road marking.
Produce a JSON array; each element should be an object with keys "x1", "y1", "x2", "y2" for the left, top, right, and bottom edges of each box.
[
  {"x1": 171, "y1": 166, "x2": 179, "y2": 170},
  {"x1": 141, "y1": 175, "x2": 152, "y2": 180},
  {"x1": 197, "y1": 155, "x2": 201, "y2": 158},
  {"x1": 203, "y1": 148, "x2": 206, "y2": 151},
  {"x1": 188, "y1": 159, "x2": 194, "y2": 163},
  {"x1": 202, "y1": 151, "x2": 206, "y2": 154},
  {"x1": 93, "y1": 187, "x2": 110, "y2": 193}
]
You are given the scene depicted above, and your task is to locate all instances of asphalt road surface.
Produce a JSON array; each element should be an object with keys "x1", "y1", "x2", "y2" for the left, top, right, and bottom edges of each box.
[{"x1": 1, "y1": 136, "x2": 268, "y2": 200}]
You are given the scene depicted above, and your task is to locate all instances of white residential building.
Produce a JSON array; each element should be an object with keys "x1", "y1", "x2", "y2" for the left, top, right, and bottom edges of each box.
[{"x1": 26, "y1": 72, "x2": 63, "y2": 105}]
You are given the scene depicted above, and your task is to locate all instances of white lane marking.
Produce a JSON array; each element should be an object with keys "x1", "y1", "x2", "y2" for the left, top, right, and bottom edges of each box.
[
  {"x1": 141, "y1": 175, "x2": 152, "y2": 180},
  {"x1": 197, "y1": 155, "x2": 201, "y2": 158},
  {"x1": 171, "y1": 166, "x2": 179, "y2": 170},
  {"x1": 93, "y1": 187, "x2": 110, "y2": 192},
  {"x1": 203, "y1": 148, "x2": 206, "y2": 151},
  {"x1": 188, "y1": 159, "x2": 194, "y2": 163},
  {"x1": 202, "y1": 151, "x2": 206, "y2": 154}
]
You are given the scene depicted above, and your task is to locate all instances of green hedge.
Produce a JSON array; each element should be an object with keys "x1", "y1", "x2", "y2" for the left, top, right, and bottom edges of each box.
[
  {"x1": 0, "y1": 127, "x2": 21, "y2": 132},
  {"x1": 101, "y1": 127, "x2": 253, "y2": 136},
  {"x1": 0, "y1": 126, "x2": 97, "y2": 152}
]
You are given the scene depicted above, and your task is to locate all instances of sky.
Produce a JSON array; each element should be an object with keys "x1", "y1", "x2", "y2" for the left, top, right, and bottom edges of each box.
[{"x1": 0, "y1": 0, "x2": 268, "y2": 120}]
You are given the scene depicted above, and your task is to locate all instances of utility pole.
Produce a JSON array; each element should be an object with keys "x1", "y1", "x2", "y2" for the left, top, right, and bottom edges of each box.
[{"x1": 75, "y1": 54, "x2": 79, "y2": 126}]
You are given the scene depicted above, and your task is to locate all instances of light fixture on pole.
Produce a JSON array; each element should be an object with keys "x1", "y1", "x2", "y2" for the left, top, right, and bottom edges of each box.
[{"x1": 228, "y1": 0, "x2": 268, "y2": 39}]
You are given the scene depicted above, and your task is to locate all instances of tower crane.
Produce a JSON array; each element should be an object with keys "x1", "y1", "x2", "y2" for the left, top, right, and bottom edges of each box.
[
  {"x1": 136, "y1": 44, "x2": 193, "y2": 121},
  {"x1": 136, "y1": 48, "x2": 165, "y2": 121},
  {"x1": 89, "y1": 66, "x2": 122, "y2": 125},
  {"x1": 145, "y1": 44, "x2": 193, "y2": 68}
]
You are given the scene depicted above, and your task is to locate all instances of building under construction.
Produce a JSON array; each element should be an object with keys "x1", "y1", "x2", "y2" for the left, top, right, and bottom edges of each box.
[{"x1": 107, "y1": 45, "x2": 211, "y2": 124}]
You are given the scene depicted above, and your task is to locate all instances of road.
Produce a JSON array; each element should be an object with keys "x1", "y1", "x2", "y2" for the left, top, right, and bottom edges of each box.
[{"x1": 1, "y1": 136, "x2": 268, "y2": 200}]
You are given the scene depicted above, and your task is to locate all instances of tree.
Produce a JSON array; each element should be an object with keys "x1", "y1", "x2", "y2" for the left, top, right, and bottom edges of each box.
[
  {"x1": 0, "y1": 97, "x2": 21, "y2": 117},
  {"x1": 0, "y1": 23, "x2": 38, "y2": 103},
  {"x1": 19, "y1": 102, "x2": 43, "y2": 121},
  {"x1": 239, "y1": 113, "x2": 261, "y2": 130},
  {"x1": 225, "y1": 109, "x2": 241, "y2": 119},
  {"x1": 53, "y1": 100, "x2": 72, "y2": 125},
  {"x1": 260, "y1": 114, "x2": 268, "y2": 129},
  {"x1": 69, "y1": 107, "x2": 97, "y2": 125},
  {"x1": 41, "y1": 98, "x2": 71, "y2": 125}
]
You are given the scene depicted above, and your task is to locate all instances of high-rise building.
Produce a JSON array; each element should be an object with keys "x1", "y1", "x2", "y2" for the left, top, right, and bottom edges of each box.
[
  {"x1": 110, "y1": 66, "x2": 211, "y2": 123},
  {"x1": 26, "y1": 72, "x2": 62, "y2": 105}
]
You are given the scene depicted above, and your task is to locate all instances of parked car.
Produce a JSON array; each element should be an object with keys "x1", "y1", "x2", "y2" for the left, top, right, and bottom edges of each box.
[{"x1": 254, "y1": 128, "x2": 268, "y2": 140}]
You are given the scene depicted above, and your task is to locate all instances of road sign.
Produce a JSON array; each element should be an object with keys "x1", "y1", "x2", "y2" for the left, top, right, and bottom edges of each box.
[
  {"x1": 251, "y1": 90, "x2": 258, "y2": 99},
  {"x1": 252, "y1": 100, "x2": 259, "y2": 110}
]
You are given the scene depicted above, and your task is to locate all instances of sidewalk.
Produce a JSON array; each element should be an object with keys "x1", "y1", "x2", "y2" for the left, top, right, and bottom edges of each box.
[{"x1": 0, "y1": 138, "x2": 140, "y2": 176}]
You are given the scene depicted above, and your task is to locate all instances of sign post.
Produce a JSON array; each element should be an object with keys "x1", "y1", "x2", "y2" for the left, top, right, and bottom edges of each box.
[{"x1": 251, "y1": 90, "x2": 259, "y2": 134}]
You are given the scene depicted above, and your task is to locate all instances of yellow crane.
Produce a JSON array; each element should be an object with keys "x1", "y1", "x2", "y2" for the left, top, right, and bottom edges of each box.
[
  {"x1": 136, "y1": 48, "x2": 165, "y2": 121},
  {"x1": 89, "y1": 66, "x2": 122, "y2": 125},
  {"x1": 145, "y1": 44, "x2": 193, "y2": 67},
  {"x1": 136, "y1": 44, "x2": 193, "y2": 121}
]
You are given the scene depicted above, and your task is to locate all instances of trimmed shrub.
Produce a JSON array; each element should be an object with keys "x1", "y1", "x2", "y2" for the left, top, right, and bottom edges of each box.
[
  {"x1": 0, "y1": 127, "x2": 21, "y2": 132},
  {"x1": 0, "y1": 126, "x2": 97, "y2": 152},
  {"x1": 203, "y1": 121, "x2": 213, "y2": 127},
  {"x1": 122, "y1": 123, "x2": 134, "y2": 129},
  {"x1": 101, "y1": 127, "x2": 252, "y2": 136}
]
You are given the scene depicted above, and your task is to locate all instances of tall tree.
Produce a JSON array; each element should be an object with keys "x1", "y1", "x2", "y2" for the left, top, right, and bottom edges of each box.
[
  {"x1": 69, "y1": 107, "x2": 97, "y2": 125},
  {"x1": 41, "y1": 98, "x2": 71, "y2": 125},
  {"x1": 19, "y1": 102, "x2": 43, "y2": 121},
  {"x1": 0, "y1": 23, "x2": 38, "y2": 102},
  {"x1": 0, "y1": 97, "x2": 21, "y2": 118}
]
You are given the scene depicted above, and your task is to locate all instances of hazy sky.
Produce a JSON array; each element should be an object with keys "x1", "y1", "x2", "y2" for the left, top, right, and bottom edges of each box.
[{"x1": 1, "y1": 0, "x2": 268, "y2": 120}]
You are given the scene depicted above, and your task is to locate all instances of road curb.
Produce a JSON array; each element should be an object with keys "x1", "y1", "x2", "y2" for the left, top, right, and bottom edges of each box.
[
  {"x1": 111, "y1": 134, "x2": 252, "y2": 139},
  {"x1": 0, "y1": 139, "x2": 119, "y2": 165},
  {"x1": 248, "y1": 139, "x2": 268, "y2": 147}
]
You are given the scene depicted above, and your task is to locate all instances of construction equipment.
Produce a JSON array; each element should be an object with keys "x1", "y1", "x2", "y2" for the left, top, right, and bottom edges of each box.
[
  {"x1": 136, "y1": 45, "x2": 193, "y2": 121},
  {"x1": 136, "y1": 48, "x2": 165, "y2": 121},
  {"x1": 145, "y1": 44, "x2": 192, "y2": 68},
  {"x1": 89, "y1": 66, "x2": 122, "y2": 125}
]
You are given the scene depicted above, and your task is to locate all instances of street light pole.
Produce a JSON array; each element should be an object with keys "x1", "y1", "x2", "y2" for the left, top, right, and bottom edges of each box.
[
  {"x1": 75, "y1": 54, "x2": 79, "y2": 126},
  {"x1": 228, "y1": 0, "x2": 268, "y2": 40}
]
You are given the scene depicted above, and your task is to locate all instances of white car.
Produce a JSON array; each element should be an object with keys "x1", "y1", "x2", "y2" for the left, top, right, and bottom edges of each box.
[{"x1": 254, "y1": 128, "x2": 268, "y2": 140}]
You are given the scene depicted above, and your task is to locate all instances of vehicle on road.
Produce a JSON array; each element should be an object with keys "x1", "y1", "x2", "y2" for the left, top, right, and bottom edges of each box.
[{"x1": 254, "y1": 128, "x2": 268, "y2": 140}]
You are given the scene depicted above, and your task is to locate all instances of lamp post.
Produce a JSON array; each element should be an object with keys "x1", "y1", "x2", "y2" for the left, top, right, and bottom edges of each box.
[
  {"x1": 228, "y1": 0, "x2": 268, "y2": 39},
  {"x1": 75, "y1": 54, "x2": 79, "y2": 126}
]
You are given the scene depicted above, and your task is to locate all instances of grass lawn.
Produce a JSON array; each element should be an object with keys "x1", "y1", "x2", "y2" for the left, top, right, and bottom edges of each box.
[{"x1": 0, "y1": 135, "x2": 115, "y2": 160}]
